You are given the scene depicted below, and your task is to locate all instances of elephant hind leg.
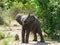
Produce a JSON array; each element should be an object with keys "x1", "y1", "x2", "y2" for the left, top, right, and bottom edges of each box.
[
  {"x1": 33, "y1": 32, "x2": 37, "y2": 41},
  {"x1": 37, "y1": 29, "x2": 44, "y2": 42}
]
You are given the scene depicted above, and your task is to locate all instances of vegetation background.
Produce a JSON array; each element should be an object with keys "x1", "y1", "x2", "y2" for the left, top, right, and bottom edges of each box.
[{"x1": 0, "y1": 0, "x2": 60, "y2": 45}]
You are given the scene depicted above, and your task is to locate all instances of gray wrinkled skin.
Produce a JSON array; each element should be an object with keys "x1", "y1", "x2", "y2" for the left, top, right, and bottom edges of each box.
[{"x1": 16, "y1": 14, "x2": 44, "y2": 43}]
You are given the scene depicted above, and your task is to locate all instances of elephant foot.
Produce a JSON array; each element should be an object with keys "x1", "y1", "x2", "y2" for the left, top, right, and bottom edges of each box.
[
  {"x1": 22, "y1": 41, "x2": 28, "y2": 43},
  {"x1": 22, "y1": 42, "x2": 25, "y2": 43},
  {"x1": 25, "y1": 41, "x2": 28, "y2": 43},
  {"x1": 33, "y1": 39, "x2": 37, "y2": 41},
  {"x1": 40, "y1": 40, "x2": 45, "y2": 42},
  {"x1": 22, "y1": 41, "x2": 25, "y2": 43}
]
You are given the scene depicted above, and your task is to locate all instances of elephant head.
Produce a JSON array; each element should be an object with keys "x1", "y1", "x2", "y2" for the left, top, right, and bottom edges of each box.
[
  {"x1": 16, "y1": 13, "x2": 35, "y2": 25},
  {"x1": 24, "y1": 14, "x2": 35, "y2": 25}
]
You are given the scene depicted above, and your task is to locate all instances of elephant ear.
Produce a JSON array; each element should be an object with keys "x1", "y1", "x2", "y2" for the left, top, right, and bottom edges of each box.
[{"x1": 15, "y1": 14, "x2": 22, "y2": 25}]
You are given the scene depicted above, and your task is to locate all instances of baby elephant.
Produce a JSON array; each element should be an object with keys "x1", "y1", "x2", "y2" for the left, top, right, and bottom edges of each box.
[{"x1": 15, "y1": 14, "x2": 44, "y2": 43}]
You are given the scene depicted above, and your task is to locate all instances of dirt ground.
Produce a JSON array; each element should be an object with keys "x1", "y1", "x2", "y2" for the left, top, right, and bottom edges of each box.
[{"x1": 0, "y1": 21, "x2": 60, "y2": 45}]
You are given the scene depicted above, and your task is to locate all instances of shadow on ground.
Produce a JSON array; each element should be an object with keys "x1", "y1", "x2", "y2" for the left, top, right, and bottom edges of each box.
[
  {"x1": 35, "y1": 42, "x2": 50, "y2": 45},
  {"x1": 19, "y1": 41, "x2": 51, "y2": 45}
]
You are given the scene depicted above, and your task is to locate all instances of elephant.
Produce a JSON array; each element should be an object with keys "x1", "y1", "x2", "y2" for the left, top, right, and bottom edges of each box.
[{"x1": 15, "y1": 13, "x2": 44, "y2": 43}]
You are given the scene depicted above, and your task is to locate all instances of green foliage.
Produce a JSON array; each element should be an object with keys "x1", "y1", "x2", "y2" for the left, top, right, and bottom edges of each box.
[
  {"x1": 36, "y1": 0, "x2": 60, "y2": 38},
  {"x1": 2, "y1": 39, "x2": 8, "y2": 45},
  {"x1": 7, "y1": 32, "x2": 13, "y2": 38},
  {"x1": 0, "y1": 16, "x2": 4, "y2": 25},
  {"x1": 0, "y1": 32, "x2": 5, "y2": 40}
]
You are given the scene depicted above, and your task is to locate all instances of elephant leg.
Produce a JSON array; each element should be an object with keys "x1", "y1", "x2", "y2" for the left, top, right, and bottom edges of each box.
[
  {"x1": 33, "y1": 32, "x2": 37, "y2": 41},
  {"x1": 38, "y1": 29, "x2": 44, "y2": 42},
  {"x1": 25, "y1": 30, "x2": 30, "y2": 43},
  {"x1": 22, "y1": 28, "x2": 25, "y2": 43}
]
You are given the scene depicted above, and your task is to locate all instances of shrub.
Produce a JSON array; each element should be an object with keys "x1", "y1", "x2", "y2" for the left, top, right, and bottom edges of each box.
[
  {"x1": 0, "y1": 32, "x2": 5, "y2": 40},
  {"x1": 2, "y1": 39, "x2": 8, "y2": 45}
]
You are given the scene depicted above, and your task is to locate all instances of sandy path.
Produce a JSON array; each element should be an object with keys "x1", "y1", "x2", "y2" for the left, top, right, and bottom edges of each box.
[
  {"x1": 0, "y1": 21, "x2": 60, "y2": 45},
  {"x1": 0, "y1": 26, "x2": 60, "y2": 45}
]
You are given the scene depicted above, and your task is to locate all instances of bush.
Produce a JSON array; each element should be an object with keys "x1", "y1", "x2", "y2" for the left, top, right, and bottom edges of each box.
[
  {"x1": 2, "y1": 39, "x2": 8, "y2": 45},
  {"x1": 0, "y1": 16, "x2": 4, "y2": 25},
  {"x1": 0, "y1": 32, "x2": 5, "y2": 40}
]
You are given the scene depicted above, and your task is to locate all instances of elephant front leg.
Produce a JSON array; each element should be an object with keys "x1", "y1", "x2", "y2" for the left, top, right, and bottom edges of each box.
[
  {"x1": 25, "y1": 30, "x2": 30, "y2": 43},
  {"x1": 22, "y1": 28, "x2": 25, "y2": 43}
]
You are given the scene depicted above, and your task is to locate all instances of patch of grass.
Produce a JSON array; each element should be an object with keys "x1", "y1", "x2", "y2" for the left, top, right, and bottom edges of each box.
[
  {"x1": 7, "y1": 32, "x2": 15, "y2": 41},
  {"x1": 0, "y1": 32, "x2": 5, "y2": 40},
  {"x1": 8, "y1": 37, "x2": 15, "y2": 41},
  {"x1": 2, "y1": 39, "x2": 9, "y2": 45}
]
